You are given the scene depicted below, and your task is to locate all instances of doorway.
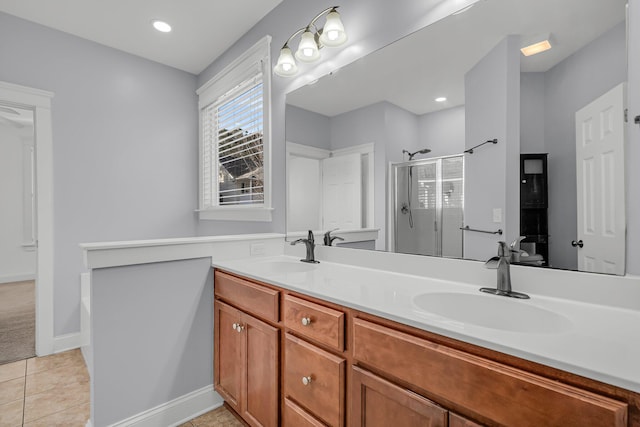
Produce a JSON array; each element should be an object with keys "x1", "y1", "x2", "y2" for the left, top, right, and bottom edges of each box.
[
  {"x1": 0, "y1": 105, "x2": 37, "y2": 363},
  {"x1": 0, "y1": 81, "x2": 55, "y2": 357}
]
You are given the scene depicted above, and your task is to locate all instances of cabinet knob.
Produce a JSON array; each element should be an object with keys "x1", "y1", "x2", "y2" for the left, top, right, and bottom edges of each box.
[
  {"x1": 301, "y1": 376, "x2": 312, "y2": 386},
  {"x1": 232, "y1": 323, "x2": 244, "y2": 333},
  {"x1": 232, "y1": 323, "x2": 238, "y2": 331},
  {"x1": 301, "y1": 317, "x2": 312, "y2": 326}
]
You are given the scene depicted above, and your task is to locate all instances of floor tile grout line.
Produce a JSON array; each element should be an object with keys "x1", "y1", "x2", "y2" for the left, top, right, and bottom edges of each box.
[
  {"x1": 22, "y1": 360, "x2": 27, "y2": 427},
  {"x1": 22, "y1": 400, "x2": 89, "y2": 425}
]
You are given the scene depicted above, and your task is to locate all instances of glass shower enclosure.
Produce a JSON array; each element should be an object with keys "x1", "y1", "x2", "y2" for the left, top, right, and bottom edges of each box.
[{"x1": 391, "y1": 155, "x2": 464, "y2": 257}]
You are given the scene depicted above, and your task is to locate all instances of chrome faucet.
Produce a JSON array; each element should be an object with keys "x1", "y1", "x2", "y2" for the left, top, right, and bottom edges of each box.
[
  {"x1": 291, "y1": 230, "x2": 320, "y2": 263},
  {"x1": 480, "y1": 241, "x2": 529, "y2": 299},
  {"x1": 323, "y1": 229, "x2": 344, "y2": 246}
]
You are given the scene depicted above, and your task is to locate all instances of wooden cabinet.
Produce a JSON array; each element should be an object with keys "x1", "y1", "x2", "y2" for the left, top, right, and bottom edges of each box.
[
  {"x1": 284, "y1": 398, "x2": 327, "y2": 427},
  {"x1": 215, "y1": 270, "x2": 279, "y2": 323},
  {"x1": 214, "y1": 299, "x2": 279, "y2": 427},
  {"x1": 352, "y1": 317, "x2": 627, "y2": 427},
  {"x1": 214, "y1": 269, "x2": 637, "y2": 427},
  {"x1": 284, "y1": 333, "x2": 345, "y2": 427},
  {"x1": 449, "y1": 412, "x2": 484, "y2": 427},
  {"x1": 351, "y1": 366, "x2": 447, "y2": 427},
  {"x1": 284, "y1": 294, "x2": 345, "y2": 352},
  {"x1": 215, "y1": 302, "x2": 244, "y2": 411}
]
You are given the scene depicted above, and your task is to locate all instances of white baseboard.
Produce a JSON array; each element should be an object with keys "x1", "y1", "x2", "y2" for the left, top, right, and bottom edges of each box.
[
  {"x1": 52, "y1": 332, "x2": 83, "y2": 353},
  {"x1": 105, "y1": 385, "x2": 223, "y2": 427},
  {"x1": 80, "y1": 344, "x2": 92, "y2": 379},
  {"x1": 0, "y1": 273, "x2": 36, "y2": 284}
]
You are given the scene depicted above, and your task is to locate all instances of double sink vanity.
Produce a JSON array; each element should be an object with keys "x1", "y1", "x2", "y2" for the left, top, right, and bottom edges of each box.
[{"x1": 212, "y1": 248, "x2": 640, "y2": 427}]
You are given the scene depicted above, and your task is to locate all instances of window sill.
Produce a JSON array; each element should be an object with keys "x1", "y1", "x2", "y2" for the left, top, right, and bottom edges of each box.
[{"x1": 197, "y1": 207, "x2": 273, "y2": 222}]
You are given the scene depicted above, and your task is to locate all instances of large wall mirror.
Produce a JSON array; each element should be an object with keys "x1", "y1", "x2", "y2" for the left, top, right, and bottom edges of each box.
[{"x1": 285, "y1": 0, "x2": 628, "y2": 275}]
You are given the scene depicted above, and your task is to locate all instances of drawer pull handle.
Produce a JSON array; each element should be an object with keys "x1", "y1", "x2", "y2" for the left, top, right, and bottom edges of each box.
[
  {"x1": 301, "y1": 317, "x2": 312, "y2": 326},
  {"x1": 302, "y1": 376, "x2": 312, "y2": 386}
]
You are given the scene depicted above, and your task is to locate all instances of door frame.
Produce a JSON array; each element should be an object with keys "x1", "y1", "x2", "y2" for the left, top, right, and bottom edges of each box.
[{"x1": 0, "y1": 81, "x2": 55, "y2": 356}]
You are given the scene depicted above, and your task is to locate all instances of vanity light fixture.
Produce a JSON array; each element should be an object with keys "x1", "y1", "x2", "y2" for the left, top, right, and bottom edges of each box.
[
  {"x1": 521, "y1": 34, "x2": 552, "y2": 57},
  {"x1": 152, "y1": 20, "x2": 172, "y2": 33},
  {"x1": 274, "y1": 6, "x2": 347, "y2": 77}
]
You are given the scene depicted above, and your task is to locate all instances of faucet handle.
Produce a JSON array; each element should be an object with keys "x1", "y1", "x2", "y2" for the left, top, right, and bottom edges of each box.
[
  {"x1": 497, "y1": 241, "x2": 509, "y2": 257},
  {"x1": 484, "y1": 256, "x2": 500, "y2": 269},
  {"x1": 307, "y1": 230, "x2": 315, "y2": 243}
]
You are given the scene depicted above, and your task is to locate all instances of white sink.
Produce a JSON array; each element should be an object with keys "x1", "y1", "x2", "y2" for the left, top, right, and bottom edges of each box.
[
  {"x1": 412, "y1": 292, "x2": 573, "y2": 334},
  {"x1": 250, "y1": 260, "x2": 318, "y2": 274}
]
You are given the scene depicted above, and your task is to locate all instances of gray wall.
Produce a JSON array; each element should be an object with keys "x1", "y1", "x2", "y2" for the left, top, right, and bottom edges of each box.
[
  {"x1": 464, "y1": 36, "x2": 520, "y2": 261},
  {"x1": 0, "y1": 12, "x2": 198, "y2": 336},
  {"x1": 629, "y1": 0, "x2": 640, "y2": 275},
  {"x1": 520, "y1": 73, "x2": 546, "y2": 153},
  {"x1": 542, "y1": 22, "x2": 626, "y2": 270},
  {"x1": 417, "y1": 105, "x2": 466, "y2": 157},
  {"x1": 285, "y1": 105, "x2": 331, "y2": 149},
  {"x1": 91, "y1": 258, "x2": 213, "y2": 426},
  {"x1": 330, "y1": 102, "x2": 388, "y2": 249}
]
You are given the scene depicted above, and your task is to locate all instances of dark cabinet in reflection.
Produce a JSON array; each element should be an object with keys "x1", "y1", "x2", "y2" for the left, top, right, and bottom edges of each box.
[{"x1": 520, "y1": 154, "x2": 548, "y2": 265}]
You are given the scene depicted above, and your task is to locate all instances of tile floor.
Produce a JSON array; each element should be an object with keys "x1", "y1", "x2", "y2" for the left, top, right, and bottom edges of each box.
[{"x1": 0, "y1": 349, "x2": 243, "y2": 427}]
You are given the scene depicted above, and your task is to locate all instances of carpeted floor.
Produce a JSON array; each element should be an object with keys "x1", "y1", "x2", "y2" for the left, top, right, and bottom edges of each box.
[{"x1": 0, "y1": 280, "x2": 36, "y2": 365}]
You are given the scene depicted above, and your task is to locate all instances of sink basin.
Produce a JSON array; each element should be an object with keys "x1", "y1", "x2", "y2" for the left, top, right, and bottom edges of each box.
[
  {"x1": 251, "y1": 260, "x2": 317, "y2": 274},
  {"x1": 412, "y1": 292, "x2": 573, "y2": 334}
]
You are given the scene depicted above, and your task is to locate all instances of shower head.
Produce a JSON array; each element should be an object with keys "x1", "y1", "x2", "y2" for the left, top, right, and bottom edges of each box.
[{"x1": 403, "y1": 148, "x2": 432, "y2": 160}]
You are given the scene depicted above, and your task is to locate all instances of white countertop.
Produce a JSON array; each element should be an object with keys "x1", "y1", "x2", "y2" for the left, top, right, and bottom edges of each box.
[{"x1": 213, "y1": 254, "x2": 640, "y2": 394}]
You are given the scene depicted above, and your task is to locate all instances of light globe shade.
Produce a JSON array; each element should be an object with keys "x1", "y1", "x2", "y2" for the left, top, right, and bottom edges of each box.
[
  {"x1": 295, "y1": 30, "x2": 321, "y2": 62},
  {"x1": 274, "y1": 46, "x2": 298, "y2": 77},
  {"x1": 319, "y1": 10, "x2": 347, "y2": 47}
]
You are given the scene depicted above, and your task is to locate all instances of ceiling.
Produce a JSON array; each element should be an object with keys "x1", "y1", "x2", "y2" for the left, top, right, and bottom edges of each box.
[
  {"x1": 287, "y1": 0, "x2": 627, "y2": 117},
  {"x1": 0, "y1": 0, "x2": 282, "y2": 74}
]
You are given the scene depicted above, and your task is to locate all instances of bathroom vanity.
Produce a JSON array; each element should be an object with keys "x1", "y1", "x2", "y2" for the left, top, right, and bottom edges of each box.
[{"x1": 212, "y1": 255, "x2": 640, "y2": 427}]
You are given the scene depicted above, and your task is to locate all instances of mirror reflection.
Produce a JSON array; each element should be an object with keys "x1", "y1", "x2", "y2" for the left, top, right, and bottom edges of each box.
[{"x1": 285, "y1": 0, "x2": 628, "y2": 275}]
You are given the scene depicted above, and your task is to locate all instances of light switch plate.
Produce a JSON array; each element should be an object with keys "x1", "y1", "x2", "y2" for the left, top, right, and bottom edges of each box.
[
  {"x1": 493, "y1": 208, "x2": 502, "y2": 223},
  {"x1": 250, "y1": 242, "x2": 266, "y2": 256}
]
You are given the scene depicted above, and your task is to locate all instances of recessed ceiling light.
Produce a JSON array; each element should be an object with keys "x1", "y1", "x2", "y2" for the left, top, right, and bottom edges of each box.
[
  {"x1": 521, "y1": 40, "x2": 552, "y2": 56},
  {"x1": 435, "y1": 97, "x2": 447, "y2": 102},
  {"x1": 521, "y1": 33, "x2": 553, "y2": 57},
  {"x1": 152, "y1": 20, "x2": 172, "y2": 33}
]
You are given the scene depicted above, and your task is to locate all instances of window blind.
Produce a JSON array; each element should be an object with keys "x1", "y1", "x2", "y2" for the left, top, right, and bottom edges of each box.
[{"x1": 202, "y1": 73, "x2": 264, "y2": 208}]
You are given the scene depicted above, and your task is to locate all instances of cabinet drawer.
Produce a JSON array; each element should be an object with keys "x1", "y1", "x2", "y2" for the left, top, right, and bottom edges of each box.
[
  {"x1": 214, "y1": 270, "x2": 279, "y2": 323},
  {"x1": 284, "y1": 294, "x2": 344, "y2": 351},
  {"x1": 353, "y1": 318, "x2": 627, "y2": 427},
  {"x1": 449, "y1": 412, "x2": 484, "y2": 427},
  {"x1": 285, "y1": 334, "x2": 345, "y2": 427},
  {"x1": 284, "y1": 398, "x2": 327, "y2": 427},
  {"x1": 351, "y1": 366, "x2": 447, "y2": 427}
]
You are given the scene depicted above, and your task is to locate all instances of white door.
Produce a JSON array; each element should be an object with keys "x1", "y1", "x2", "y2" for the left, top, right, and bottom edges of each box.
[
  {"x1": 322, "y1": 153, "x2": 362, "y2": 230},
  {"x1": 575, "y1": 83, "x2": 626, "y2": 274},
  {"x1": 287, "y1": 155, "x2": 322, "y2": 232}
]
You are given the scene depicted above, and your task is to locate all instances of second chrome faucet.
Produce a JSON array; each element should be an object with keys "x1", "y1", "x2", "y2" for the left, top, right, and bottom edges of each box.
[
  {"x1": 480, "y1": 241, "x2": 530, "y2": 299},
  {"x1": 291, "y1": 230, "x2": 320, "y2": 263}
]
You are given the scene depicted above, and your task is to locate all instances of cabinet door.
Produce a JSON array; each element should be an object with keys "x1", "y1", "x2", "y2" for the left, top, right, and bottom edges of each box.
[
  {"x1": 284, "y1": 398, "x2": 327, "y2": 427},
  {"x1": 351, "y1": 366, "x2": 447, "y2": 427},
  {"x1": 449, "y1": 412, "x2": 484, "y2": 427},
  {"x1": 214, "y1": 301, "x2": 244, "y2": 412},
  {"x1": 244, "y1": 313, "x2": 279, "y2": 427}
]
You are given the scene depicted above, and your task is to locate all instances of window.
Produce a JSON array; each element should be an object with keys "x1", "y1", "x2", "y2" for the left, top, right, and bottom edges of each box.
[{"x1": 197, "y1": 36, "x2": 272, "y2": 221}]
